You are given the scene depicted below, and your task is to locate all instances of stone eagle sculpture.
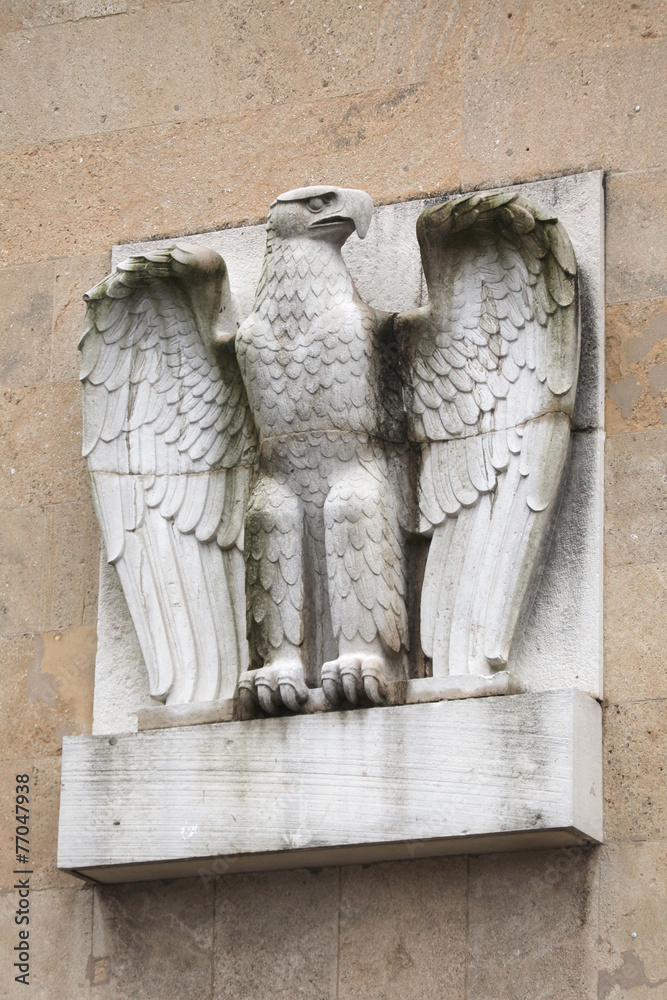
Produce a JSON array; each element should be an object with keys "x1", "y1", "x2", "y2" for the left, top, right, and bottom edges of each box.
[{"x1": 80, "y1": 185, "x2": 579, "y2": 716}]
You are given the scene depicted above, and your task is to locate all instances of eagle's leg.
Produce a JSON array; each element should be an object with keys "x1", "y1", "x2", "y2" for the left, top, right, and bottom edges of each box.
[
  {"x1": 321, "y1": 463, "x2": 408, "y2": 707},
  {"x1": 240, "y1": 474, "x2": 308, "y2": 715}
]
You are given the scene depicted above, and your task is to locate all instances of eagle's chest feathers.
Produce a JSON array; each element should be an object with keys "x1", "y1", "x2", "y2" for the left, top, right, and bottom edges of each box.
[{"x1": 240, "y1": 237, "x2": 376, "y2": 439}]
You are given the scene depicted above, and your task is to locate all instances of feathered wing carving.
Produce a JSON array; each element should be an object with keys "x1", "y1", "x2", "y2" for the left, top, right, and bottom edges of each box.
[
  {"x1": 398, "y1": 193, "x2": 580, "y2": 677},
  {"x1": 80, "y1": 244, "x2": 257, "y2": 704}
]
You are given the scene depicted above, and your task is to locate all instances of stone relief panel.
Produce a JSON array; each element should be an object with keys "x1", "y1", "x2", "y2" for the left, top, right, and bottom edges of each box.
[
  {"x1": 58, "y1": 173, "x2": 604, "y2": 881},
  {"x1": 83, "y1": 173, "x2": 603, "y2": 732}
]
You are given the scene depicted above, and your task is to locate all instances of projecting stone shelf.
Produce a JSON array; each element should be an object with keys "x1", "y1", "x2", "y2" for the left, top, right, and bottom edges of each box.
[
  {"x1": 58, "y1": 689, "x2": 602, "y2": 884},
  {"x1": 135, "y1": 672, "x2": 525, "y2": 731}
]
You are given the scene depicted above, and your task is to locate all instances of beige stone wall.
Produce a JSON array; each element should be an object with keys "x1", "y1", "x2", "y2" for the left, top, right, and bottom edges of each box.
[{"x1": 0, "y1": 1, "x2": 665, "y2": 997}]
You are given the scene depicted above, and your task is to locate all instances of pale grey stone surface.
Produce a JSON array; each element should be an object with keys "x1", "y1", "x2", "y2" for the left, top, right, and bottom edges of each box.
[
  {"x1": 512, "y1": 428, "x2": 604, "y2": 696},
  {"x1": 58, "y1": 690, "x2": 602, "y2": 881},
  {"x1": 92, "y1": 553, "x2": 151, "y2": 736}
]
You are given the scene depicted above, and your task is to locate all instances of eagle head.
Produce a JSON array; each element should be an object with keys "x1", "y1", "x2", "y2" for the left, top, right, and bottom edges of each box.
[{"x1": 268, "y1": 186, "x2": 373, "y2": 245}]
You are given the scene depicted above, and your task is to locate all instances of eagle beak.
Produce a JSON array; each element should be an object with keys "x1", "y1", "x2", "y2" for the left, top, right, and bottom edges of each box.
[
  {"x1": 342, "y1": 189, "x2": 374, "y2": 239},
  {"x1": 306, "y1": 187, "x2": 374, "y2": 242}
]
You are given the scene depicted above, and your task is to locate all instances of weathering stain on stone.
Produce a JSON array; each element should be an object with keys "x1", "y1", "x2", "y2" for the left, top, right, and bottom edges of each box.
[{"x1": 598, "y1": 949, "x2": 667, "y2": 999}]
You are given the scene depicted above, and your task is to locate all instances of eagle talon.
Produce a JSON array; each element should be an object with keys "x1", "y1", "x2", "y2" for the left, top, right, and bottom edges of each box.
[
  {"x1": 242, "y1": 658, "x2": 309, "y2": 715},
  {"x1": 361, "y1": 668, "x2": 386, "y2": 705},
  {"x1": 255, "y1": 672, "x2": 280, "y2": 715},
  {"x1": 321, "y1": 661, "x2": 344, "y2": 708},
  {"x1": 278, "y1": 664, "x2": 310, "y2": 713},
  {"x1": 238, "y1": 671, "x2": 260, "y2": 714},
  {"x1": 339, "y1": 656, "x2": 363, "y2": 706},
  {"x1": 361, "y1": 655, "x2": 388, "y2": 705},
  {"x1": 341, "y1": 673, "x2": 360, "y2": 706},
  {"x1": 279, "y1": 683, "x2": 305, "y2": 713},
  {"x1": 323, "y1": 653, "x2": 391, "y2": 709}
]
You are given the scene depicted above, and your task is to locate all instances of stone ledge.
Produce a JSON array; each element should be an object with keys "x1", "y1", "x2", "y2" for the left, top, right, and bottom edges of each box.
[
  {"x1": 137, "y1": 673, "x2": 525, "y2": 730},
  {"x1": 58, "y1": 689, "x2": 602, "y2": 884}
]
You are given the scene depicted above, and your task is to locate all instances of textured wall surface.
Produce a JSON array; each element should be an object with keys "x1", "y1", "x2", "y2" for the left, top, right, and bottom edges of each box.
[{"x1": 0, "y1": 2, "x2": 665, "y2": 998}]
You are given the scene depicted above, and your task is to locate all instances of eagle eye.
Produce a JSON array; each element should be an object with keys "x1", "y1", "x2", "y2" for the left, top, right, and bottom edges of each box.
[{"x1": 306, "y1": 194, "x2": 333, "y2": 213}]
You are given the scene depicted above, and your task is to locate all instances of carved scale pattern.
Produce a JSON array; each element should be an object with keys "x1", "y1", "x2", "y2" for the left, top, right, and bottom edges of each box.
[{"x1": 237, "y1": 221, "x2": 408, "y2": 669}]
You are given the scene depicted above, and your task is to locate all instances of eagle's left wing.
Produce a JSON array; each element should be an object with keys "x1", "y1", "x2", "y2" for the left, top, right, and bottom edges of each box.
[{"x1": 395, "y1": 193, "x2": 579, "y2": 677}]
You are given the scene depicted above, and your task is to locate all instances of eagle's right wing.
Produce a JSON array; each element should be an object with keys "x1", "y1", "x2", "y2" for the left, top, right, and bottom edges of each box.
[{"x1": 81, "y1": 244, "x2": 257, "y2": 705}]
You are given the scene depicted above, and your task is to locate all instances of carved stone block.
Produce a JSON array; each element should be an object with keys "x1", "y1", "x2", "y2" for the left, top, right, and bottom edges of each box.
[
  {"x1": 58, "y1": 172, "x2": 604, "y2": 880},
  {"x1": 89, "y1": 170, "x2": 604, "y2": 733},
  {"x1": 58, "y1": 689, "x2": 602, "y2": 882}
]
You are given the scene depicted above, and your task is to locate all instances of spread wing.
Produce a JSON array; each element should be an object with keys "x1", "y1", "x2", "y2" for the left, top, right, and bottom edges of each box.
[
  {"x1": 397, "y1": 192, "x2": 579, "y2": 676},
  {"x1": 80, "y1": 243, "x2": 257, "y2": 704}
]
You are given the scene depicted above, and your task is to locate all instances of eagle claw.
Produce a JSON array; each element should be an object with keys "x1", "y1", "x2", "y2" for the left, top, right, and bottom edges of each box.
[
  {"x1": 322, "y1": 653, "x2": 390, "y2": 708},
  {"x1": 239, "y1": 660, "x2": 309, "y2": 716},
  {"x1": 360, "y1": 655, "x2": 388, "y2": 705}
]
